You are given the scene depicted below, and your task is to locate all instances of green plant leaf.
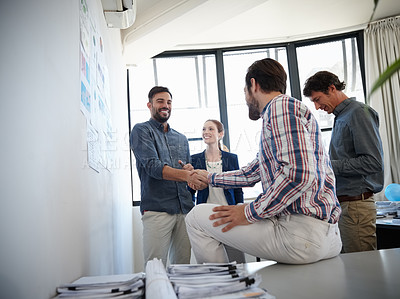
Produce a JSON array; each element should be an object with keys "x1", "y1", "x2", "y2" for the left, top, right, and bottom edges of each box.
[{"x1": 369, "y1": 57, "x2": 400, "y2": 97}]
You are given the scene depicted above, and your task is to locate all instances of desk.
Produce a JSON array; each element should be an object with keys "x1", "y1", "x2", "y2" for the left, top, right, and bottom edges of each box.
[
  {"x1": 376, "y1": 216, "x2": 400, "y2": 249},
  {"x1": 257, "y1": 248, "x2": 400, "y2": 299}
]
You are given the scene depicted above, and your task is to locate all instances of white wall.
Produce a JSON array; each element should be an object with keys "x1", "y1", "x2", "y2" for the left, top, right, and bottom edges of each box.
[{"x1": 0, "y1": 1, "x2": 134, "y2": 298}]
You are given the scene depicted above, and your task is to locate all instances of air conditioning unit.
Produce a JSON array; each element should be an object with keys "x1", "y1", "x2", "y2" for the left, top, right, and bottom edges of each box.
[{"x1": 101, "y1": 0, "x2": 136, "y2": 29}]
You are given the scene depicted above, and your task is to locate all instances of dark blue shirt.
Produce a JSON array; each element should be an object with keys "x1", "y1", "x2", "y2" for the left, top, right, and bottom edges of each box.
[
  {"x1": 130, "y1": 118, "x2": 193, "y2": 214},
  {"x1": 329, "y1": 98, "x2": 384, "y2": 196}
]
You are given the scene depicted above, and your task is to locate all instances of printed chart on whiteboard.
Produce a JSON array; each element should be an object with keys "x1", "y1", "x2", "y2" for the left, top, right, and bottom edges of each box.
[{"x1": 79, "y1": 0, "x2": 114, "y2": 173}]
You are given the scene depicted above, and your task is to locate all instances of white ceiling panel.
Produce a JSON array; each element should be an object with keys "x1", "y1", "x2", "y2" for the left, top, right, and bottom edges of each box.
[{"x1": 120, "y1": 0, "x2": 400, "y2": 64}]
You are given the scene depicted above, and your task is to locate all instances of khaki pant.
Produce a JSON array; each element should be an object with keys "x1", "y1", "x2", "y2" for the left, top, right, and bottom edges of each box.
[
  {"x1": 142, "y1": 211, "x2": 191, "y2": 267},
  {"x1": 186, "y1": 204, "x2": 342, "y2": 265},
  {"x1": 338, "y1": 197, "x2": 377, "y2": 253}
]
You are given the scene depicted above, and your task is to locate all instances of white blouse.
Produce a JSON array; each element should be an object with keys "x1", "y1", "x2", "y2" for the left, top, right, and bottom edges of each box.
[{"x1": 206, "y1": 160, "x2": 227, "y2": 205}]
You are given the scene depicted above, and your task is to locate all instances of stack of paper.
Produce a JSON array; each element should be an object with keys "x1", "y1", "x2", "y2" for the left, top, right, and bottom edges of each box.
[
  {"x1": 55, "y1": 260, "x2": 276, "y2": 298},
  {"x1": 165, "y1": 263, "x2": 275, "y2": 299},
  {"x1": 55, "y1": 273, "x2": 145, "y2": 298}
]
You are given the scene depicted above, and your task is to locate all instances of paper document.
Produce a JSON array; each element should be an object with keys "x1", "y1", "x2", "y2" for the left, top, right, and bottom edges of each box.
[
  {"x1": 55, "y1": 273, "x2": 145, "y2": 298},
  {"x1": 55, "y1": 260, "x2": 276, "y2": 298},
  {"x1": 166, "y1": 262, "x2": 275, "y2": 299}
]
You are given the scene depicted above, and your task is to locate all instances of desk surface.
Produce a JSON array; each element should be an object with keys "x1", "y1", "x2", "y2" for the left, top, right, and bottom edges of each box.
[
  {"x1": 257, "y1": 248, "x2": 400, "y2": 299},
  {"x1": 377, "y1": 215, "x2": 400, "y2": 227}
]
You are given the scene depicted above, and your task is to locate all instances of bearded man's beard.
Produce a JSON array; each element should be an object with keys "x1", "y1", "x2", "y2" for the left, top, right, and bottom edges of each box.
[
  {"x1": 247, "y1": 96, "x2": 260, "y2": 121},
  {"x1": 152, "y1": 108, "x2": 171, "y2": 123}
]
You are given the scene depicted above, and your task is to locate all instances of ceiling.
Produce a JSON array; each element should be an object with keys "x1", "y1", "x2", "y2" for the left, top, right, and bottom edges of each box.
[{"x1": 121, "y1": 0, "x2": 400, "y2": 65}]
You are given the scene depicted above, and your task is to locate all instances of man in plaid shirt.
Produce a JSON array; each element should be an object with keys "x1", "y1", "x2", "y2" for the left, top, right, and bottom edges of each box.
[{"x1": 185, "y1": 58, "x2": 342, "y2": 264}]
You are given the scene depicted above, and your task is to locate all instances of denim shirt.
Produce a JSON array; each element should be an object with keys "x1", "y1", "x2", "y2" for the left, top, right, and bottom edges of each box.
[
  {"x1": 130, "y1": 118, "x2": 193, "y2": 214},
  {"x1": 329, "y1": 98, "x2": 384, "y2": 196}
]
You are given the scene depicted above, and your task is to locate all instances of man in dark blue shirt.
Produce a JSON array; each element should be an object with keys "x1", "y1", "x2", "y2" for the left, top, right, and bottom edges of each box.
[
  {"x1": 303, "y1": 71, "x2": 384, "y2": 253},
  {"x1": 130, "y1": 86, "x2": 205, "y2": 266}
]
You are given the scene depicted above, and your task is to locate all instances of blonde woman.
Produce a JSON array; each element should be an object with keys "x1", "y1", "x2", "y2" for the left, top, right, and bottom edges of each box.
[{"x1": 190, "y1": 119, "x2": 245, "y2": 263}]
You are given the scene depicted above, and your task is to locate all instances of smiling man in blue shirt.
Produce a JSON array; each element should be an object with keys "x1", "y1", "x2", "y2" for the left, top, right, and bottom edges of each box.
[
  {"x1": 130, "y1": 86, "x2": 205, "y2": 267},
  {"x1": 303, "y1": 71, "x2": 384, "y2": 253}
]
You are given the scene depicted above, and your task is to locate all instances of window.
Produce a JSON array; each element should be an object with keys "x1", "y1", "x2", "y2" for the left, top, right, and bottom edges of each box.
[
  {"x1": 223, "y1": 48, "x2": 289, "y2": 198},
  {"x1": 128, "y1": 54, "x2": 220, "y2": 202},
  {"x1": 128, "y1": 31, "x2": 365, "y2": 204},
  {"x1": 297, "y1": 36, "x2": 365, "y2": 150}
]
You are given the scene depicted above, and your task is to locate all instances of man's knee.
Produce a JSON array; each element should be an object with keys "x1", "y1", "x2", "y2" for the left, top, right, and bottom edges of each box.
[
  {"x1": 185, "y1": 204, "x2": 215, "y2": 228},
  {"x1": 185, "y1": 206, "x2": 195, "y2": 228}
]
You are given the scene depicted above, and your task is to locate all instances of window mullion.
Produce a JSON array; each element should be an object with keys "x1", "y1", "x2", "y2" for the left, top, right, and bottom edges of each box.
[
  {"x1": 287, "y1": 43, "x2": 301, "y2": 100},
  {"x1": 342, "y1": 40, "x2": 348, "y2": 85},
  {"x1": 215, "y1": 50, "x2": 230, "y2": 150}
]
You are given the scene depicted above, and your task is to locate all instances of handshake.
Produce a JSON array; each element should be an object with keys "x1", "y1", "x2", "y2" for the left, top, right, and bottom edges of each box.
[
  {"x1": 187, "y1": 169, "x2": 209, "y2": 190},
  {"x1": 179, "y1": 161, "x2": 209, "y2": 190}
]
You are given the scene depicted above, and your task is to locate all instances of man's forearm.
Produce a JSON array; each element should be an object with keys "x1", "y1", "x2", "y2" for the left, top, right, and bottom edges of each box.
[
  {"x1": 162, "y1": 165, "x2": 190, "y2": 182},
  {"x1": 163, "y1": 166, "x2": 208, "y2": 190}
]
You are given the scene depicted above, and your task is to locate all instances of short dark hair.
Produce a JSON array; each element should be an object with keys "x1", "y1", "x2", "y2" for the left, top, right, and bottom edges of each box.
[
  {"x1": 245, "y1": 58, "x2": 287, "y2": 94},
  {"x1": 303, "y1": 71, "x2": 346, "y2": 97},
  {"x1": 148, "y1": 86, "x2": 172, "y2": 102}
]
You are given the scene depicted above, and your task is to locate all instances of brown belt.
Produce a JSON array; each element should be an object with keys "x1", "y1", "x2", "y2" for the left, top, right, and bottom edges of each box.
[{"x1": 337, "y1": 191, "x2": 374, "y2": 203}]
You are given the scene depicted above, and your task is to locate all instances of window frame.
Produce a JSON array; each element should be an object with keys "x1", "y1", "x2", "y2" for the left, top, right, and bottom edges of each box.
[{"x1": 128, "y1": 30, "x2": 365, "y2": 205}]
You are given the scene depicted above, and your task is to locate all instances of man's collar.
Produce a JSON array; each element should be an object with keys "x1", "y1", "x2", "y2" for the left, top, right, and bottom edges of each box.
[
  {"x1": 333, "y1": 98, "x2": 353, "y2": 117},
  {"x1": 149, "y1": 118, "x2": 169, "y2": 131},
  {"x1": 261, "y1": 94, "x2": 284, "y2": 116}
]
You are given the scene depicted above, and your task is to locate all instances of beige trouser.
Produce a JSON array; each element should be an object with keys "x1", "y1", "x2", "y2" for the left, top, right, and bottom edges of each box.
[
  {"x1": 185, "y1": 204, "x2": 342, "y2": 265},
  {"x1": 142, "y1": 211, "x2": 191, "y2": 267},
  {"x1": 338, "y1": 197, "x2": 377, "y2": 253}
]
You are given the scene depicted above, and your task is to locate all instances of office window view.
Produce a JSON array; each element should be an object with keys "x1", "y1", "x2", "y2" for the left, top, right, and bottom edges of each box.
[
  {"x1": 297, "y1": 37, "x2": 364, "y2": 149},
  {"x1": 222, "y1": 48, "x2": 290, "y2": 198},
  {"x1": 128, "y1": 32, "x2": 365, "y2": 203}
]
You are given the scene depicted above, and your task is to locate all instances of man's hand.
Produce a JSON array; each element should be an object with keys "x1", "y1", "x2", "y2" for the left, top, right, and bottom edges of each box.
[
  {"x1": 187, "y1": 171, "x2": 208, "y2": 190},
  {"x1": 178, "y1": 160, "x2": 194, "y2": 171},
  {"x1": 209, "y1": 204, "x2": 250, "y2": 232},
  {"x1": 193, "y1": 169, "x2": 209, "y2": 183}
]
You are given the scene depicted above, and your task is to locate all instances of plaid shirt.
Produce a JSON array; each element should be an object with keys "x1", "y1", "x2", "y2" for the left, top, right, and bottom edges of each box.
[{"x1": 210, "y1": 94, "x2": 341, "y2": 224}]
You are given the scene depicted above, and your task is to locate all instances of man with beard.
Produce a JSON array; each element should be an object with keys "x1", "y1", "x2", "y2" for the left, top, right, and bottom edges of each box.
[
  {"x1": 130, "y1": 86, "x2": 206, "y2": 267},
  {"x1": 185, "y1": 59, "x2": 342, "y2": 264}
]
